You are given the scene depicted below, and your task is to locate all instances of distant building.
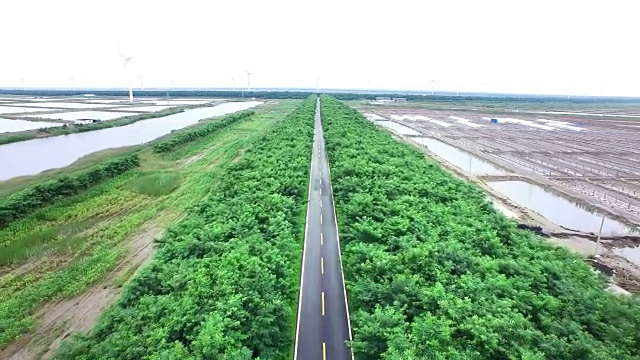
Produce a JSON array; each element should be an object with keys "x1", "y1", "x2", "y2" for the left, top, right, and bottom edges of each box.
[
  {"x1": 375, "y1": 97, "x2": 392, "y2": 102},
  {"x1": 392, "y1": 97, "x2": 407, "y2": 102},
  {"x1": 74, "y1": 119, "x2": 93, "y2": 125}
]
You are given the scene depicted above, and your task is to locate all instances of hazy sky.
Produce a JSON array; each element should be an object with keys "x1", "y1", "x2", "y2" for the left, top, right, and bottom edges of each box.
[{"x1": 2, "y1": 0, "x2": 639, "y2": 96}]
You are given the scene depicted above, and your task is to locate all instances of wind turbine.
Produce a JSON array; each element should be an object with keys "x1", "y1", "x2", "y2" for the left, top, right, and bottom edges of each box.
[
  {"x1": 118, "y1": 45, "x2": 135, "y2": 102},
  {"x1": 430, "y1": 79, "x2": 435, "y2": 95},
  {"x1": 138, "y1": 74, "x2": 144, "y2": 91},
  {"x1": 245, "y1": 71, "x2": 252, "y2": 92}
]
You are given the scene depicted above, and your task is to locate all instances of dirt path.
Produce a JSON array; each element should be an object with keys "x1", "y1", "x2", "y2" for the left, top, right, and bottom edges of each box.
[{"x1": 1, "y1": 221, "x2": 164, "y2": 360}]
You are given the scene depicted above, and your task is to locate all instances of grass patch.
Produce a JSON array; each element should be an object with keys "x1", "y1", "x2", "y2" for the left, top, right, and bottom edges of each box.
[
  {"x1": 0, "y1": 133, "x2": 36, "y2": 145},
  {"x1": 127, "y1": 171, "x2": 182, "y2": 197}
]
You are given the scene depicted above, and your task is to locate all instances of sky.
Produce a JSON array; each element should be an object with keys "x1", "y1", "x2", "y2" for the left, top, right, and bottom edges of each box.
[{"x1": 1, "y1": 0, "x2": 639, "y2": 96}]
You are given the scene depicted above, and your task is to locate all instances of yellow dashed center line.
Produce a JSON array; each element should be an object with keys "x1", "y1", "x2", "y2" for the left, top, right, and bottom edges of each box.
[
  {"x1": 321, "y1": 233, "x2": 323, "y2": 245},
  {"x1": 323, "y1": 342, "x2": 326, "y2": 360},
  {"x1": 320, "y1": 214, "x2": 323, "y2": 224},
  {"x1": 321, "y1": 257, "x2": 324, "y2": 275},
  {"x1": 322, "y1": 291, "x2": 325, "y2": 316}
]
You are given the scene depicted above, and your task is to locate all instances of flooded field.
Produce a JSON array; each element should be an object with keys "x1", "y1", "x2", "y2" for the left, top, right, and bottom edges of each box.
[
  {"x1": 410, "y1": 137, "x2": 509, "y2": 175},
  {"x1": 0, "y1": 118, "x2": 62, "y2": 133},
  {"x1": 11, "y1": 102, "x2": 115, "y2": 109},
  {"x1": 147, "y1": 100, "x2": 213, "y2": 106},
  {"x1": 118, "y1": 106, "x2": 176, "y2": 112},
  {"x1": 25, "y1": 111, "x2": 139, "y2": 121},
  {"x1": 376, "y1": 120, "x2": 421, "y2": 135},
  {"x1": 488, "y1": 180, "x2": 637, "y2": 235},
  {"x1": 0, "y1": 106, "x2": 58, "y2": 114},
  {"x1": 0, "y1": 101, "x2": 262, "y2": 180},
  {"x1": 614, "y1": 247, "x2": 640, "y2": 265}
]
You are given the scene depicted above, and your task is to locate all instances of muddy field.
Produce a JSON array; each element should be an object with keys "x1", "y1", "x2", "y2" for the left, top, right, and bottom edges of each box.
[
  {"x1": 359, "y1": 103, "x2": 640, "y2": 293},
  {"x1": 365, "y1": 107, "x2": 640, "y2": 225}
]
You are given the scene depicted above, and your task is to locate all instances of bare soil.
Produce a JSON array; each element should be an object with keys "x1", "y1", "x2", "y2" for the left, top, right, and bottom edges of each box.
[
  {"x1": 0, "y1": 221, "x2": 163, "y2": 360},
  {"x1": 181, "y1": 153, "x2": 206, "y2": 167}
]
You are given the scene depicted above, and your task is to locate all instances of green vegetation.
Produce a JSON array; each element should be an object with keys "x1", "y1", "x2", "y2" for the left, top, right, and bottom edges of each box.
[
  {"x1": 127, "y1": 171, "x2": 182, "y2": 197},
  {"x1": 0, "y1": 132, "x2": 36, "y2": 145},
  {"x1": 320, "y1": 96, "x2": 640, "y2": 359},
  {"x1": 54, "y1": 97, "x2": 315, "y2": 359},
  {"x1": 153, "y1": 111, "x2": 255, "y2": 153},
  {"x1": 0, "y1": 100, "x2": 300, "y2": 351},
  {"x1": 0, "y1": 154, "x2": 140, "y2": 228}
]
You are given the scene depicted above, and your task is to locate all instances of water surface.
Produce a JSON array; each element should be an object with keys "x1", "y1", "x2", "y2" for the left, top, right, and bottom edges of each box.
[
  {"x1": 0, "y1": 118, "x2": 62, "y2": 133},
  {"x1": 376, "y1": 121, "x2": 421, "y2": 135},
  {"x1": 25, "y1": 111, "x2": 138, "y2": 121},
  {"x1": 411, "y1": 137, "x2": 509, "y2": 175},
  {"x1": 488, "y1": 180, "x2": 637, "y2": 235},
  {"x1": 0, "y1": 101, "x2": 262, "y2": 180}
]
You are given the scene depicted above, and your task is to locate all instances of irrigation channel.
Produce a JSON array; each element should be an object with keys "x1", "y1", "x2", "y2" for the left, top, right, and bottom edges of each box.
[
  {"x1": 0, "y1": 101, "x2": 262, "y2": 181},
  {"x1": 368, "y1": 118, "x2": 639, "y2": 237}
]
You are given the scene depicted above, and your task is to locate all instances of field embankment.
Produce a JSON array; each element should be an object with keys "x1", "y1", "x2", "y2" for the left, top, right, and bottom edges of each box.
[{"x1": 320, "y1": 95, "x2": 640, "y2": 359}]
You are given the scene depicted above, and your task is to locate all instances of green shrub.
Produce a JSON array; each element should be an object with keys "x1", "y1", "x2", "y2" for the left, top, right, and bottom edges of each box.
[
  {"x1": 127, "y1": 171, "x2": 182, "y2": 197},
  {"x1": 153, "y1": 111, "x2": 255, "y2": 153},
  {"x1": 0, "y1": 154, "x2": 139, "y2": 227}
]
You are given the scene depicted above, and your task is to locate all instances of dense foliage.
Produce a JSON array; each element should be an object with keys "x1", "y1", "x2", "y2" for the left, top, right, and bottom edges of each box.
[
  {"x1": 54, "y1": 97, "x2": 316, "y2": 359},
  {"x1": 319, "y1": 96, "x2": 640, "y2": 359},
  {"x1": 0, "y1": 154, "x2": 139, "y2": 228},
  {"x1": 153, "y1": 111, "x2": 255, "y2": 153}
]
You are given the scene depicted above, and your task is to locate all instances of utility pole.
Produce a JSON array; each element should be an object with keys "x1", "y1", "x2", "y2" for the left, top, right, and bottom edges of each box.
[{"x1": 594, "y1": 215, "x2": 606, "y2": 256}]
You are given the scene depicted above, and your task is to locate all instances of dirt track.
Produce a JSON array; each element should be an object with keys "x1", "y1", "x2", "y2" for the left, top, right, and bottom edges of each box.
[{"x1": 1, "y1": 221, "x2": 163, "y2": 360}]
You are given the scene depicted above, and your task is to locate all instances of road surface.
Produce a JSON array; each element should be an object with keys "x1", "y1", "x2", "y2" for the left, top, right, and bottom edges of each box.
[{"x1": 294, "y1": 98, "x2": 353, "y2": 360}]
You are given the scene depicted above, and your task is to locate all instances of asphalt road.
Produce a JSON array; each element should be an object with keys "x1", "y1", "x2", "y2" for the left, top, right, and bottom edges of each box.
[{"x1": 295, "y1": 98, "x2": 353, "y2": 360}]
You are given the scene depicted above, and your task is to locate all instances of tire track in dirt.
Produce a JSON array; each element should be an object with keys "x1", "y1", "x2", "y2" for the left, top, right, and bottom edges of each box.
[{"x1": 1, "y1": 220, "x2": 165, "y2": 360}]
